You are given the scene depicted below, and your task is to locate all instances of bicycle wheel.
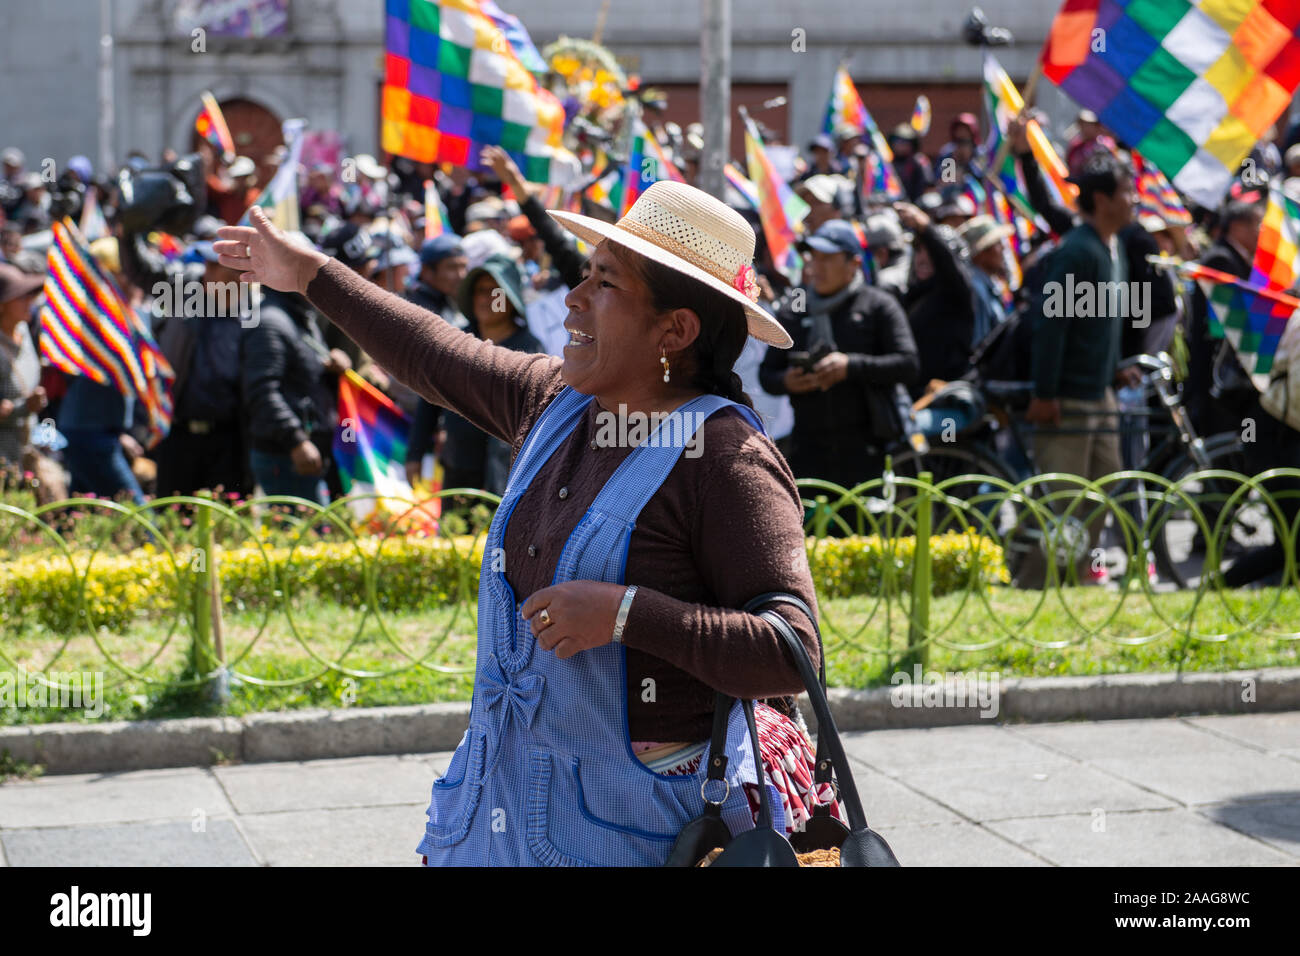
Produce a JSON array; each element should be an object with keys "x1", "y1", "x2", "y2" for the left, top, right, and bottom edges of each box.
[
  {"x1": 1150, "y1": 434, "x2": 1276, "y2": 589},
  {"x1": 890, "y1": 443, "x2": 1030, "y2": 576}
]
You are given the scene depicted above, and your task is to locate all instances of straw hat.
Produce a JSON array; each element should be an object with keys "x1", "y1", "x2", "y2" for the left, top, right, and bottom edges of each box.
[
  {"x1": 547, "y1": 180, "x2": 792, "y2": 348},
  {"x1": 956, "y1": 215, "x2": 1014, "y2": 256}
]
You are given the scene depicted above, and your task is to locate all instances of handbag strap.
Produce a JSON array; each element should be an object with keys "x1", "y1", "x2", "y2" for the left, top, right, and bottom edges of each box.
[
  {"x1": 743, "y1": 593, "x2": 834, "y2": 793},
  {"x1": 751, "y1": 603, "x2": 872, "y2": 833},
  {"x1": 705, "y1": 690, "x2": 730, "y2": 786},
  {"x1": 702, "y1": 692, "x2": 776, "y2": 831}
]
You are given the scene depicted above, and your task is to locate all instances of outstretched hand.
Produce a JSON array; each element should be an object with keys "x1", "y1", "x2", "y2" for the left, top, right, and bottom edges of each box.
[{"x1": 214, "y1": 206, "x2": 330, "y2": 296}]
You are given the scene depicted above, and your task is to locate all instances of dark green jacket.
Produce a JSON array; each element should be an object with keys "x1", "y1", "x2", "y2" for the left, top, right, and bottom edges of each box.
[{"x1": 1030, "y1": 221, "x2": 1126, "y2": 401}]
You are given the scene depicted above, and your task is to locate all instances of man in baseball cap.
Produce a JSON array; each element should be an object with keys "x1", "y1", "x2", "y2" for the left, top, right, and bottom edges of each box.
[
  {"x1": 797, "y1": 219, "x2": 863, "y2": 259},
  {"x1": 761, "y1": 215, "x2": 919, "y2": 491},
  {"x1": 409, "y1": 233, "x2": 469, "y2": 323},
  {"x1": 403, "y1": 232, "x2": 471, "y2": 488}
]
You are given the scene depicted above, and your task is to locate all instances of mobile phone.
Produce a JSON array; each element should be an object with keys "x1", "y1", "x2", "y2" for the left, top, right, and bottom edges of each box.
[{"x1": 789, "y1": 351, "x2": 814, "y2": 372}]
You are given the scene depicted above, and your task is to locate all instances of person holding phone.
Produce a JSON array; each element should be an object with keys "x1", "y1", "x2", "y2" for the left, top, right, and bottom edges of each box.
[{"x1": 759, "y1": 220, "x2": 919, "y2": 491}]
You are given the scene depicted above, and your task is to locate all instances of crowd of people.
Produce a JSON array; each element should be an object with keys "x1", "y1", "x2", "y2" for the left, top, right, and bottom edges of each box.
[{"x1": 1, "y1": 100, "x2": 1298, "y2": 587}]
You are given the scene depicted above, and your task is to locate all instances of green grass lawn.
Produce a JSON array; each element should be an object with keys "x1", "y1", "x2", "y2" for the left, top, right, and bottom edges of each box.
[{"x1": 2, "y1": 586, "x2": 1297, "y2": 726}]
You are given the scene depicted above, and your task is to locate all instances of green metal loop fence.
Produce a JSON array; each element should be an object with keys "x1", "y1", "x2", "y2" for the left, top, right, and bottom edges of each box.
[{"x1": 1, "y1": 467, "x2": 1297, "y2": 697}]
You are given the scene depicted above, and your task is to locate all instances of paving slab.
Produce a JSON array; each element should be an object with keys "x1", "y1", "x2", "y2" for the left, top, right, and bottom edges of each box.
[
  {"x1": 899, "y1": 761, "x2": 1178, "y2": 822},
  {"x1": 840, "y1": 725, "x2": 1069, "y2": 776},
  {"x1": 0, "y1": 819, "x2": 257, "y2": 867},
  {"x1": 1092, "y1": 751, "x2": 1300, "y2": 806},
  {"x1": 0, "y1": 768, "x2": 233, "y2": 829},
  {"x1": 851, "y1": 767, "x2": 964, "y2": 828},
  {"x1": 213, "y1": 754, "x2": 438, "y2": 814},
  {"x1": 237, "y1": 805, "x2": 428, "y2": 867},
  {"x1": 1009, "y1": 718, "x2": 1245, "y2": 761},
  {"x1": 873, "y1": 822, "x2": 1049, "y2": 866},
  {"x1": 1199, "y1": 800, "x2": 1300, "y2": 858},
  {"x1": 987, "y1": 808, "x2": 1297, "y2": 867},
  {"x1": 423, "y1": 751, "x2": 455, "y2": 777},
  {"x1": 1184, "y1": 712, "x2": 1300, "y2": 753}
]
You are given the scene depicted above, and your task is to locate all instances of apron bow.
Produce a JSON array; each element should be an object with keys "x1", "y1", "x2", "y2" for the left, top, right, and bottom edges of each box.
[{"x1": 481, "y1": 653, "x2": 544, "y2": 729}]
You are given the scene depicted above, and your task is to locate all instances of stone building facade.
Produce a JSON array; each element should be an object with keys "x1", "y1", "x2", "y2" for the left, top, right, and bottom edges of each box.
[{"x1": 0, "y1": 0, "x2": 1101, "y2": 179}]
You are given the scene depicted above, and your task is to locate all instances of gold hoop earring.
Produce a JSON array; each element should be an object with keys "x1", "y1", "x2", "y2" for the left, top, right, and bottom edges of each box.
[{"x1": 660, "y1": 349, "x2": 670, "y2": 384}]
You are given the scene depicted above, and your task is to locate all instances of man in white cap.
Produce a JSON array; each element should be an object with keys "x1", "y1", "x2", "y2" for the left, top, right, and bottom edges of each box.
[
  {"x1": 760, "y1": 219, "x2": 919, "y2": 490},
  {"x1": 1, "y1": 148, "x2": 24, "y2": 219},
  {"x1": 351, "y1": 153, "x2": 389, "y2": 209},
  {"x1": 793, "y1": 174, "x2": 852, "y2": 233},
  {"x1": 955, "y1": 214, "x2": 1014, "y2": 345}
]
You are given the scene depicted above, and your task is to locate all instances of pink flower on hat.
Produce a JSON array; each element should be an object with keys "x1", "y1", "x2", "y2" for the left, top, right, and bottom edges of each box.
[{"x1": 733, "y1": 263, "x2": 760, "y2": 302}]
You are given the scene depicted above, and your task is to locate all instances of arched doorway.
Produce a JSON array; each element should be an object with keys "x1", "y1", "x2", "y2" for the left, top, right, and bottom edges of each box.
[{"x1": 190, "y1": 97, "x2": 284, "y2": 189}]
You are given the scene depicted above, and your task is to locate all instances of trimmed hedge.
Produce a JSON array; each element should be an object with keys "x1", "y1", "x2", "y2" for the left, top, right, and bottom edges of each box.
[{"x1": 0, "y1": 532, "x2": 1006, "y2": 634}]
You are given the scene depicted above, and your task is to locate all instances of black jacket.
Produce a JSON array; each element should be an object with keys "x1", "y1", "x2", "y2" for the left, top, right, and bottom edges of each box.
[
  {"x1": 759, "y1": 283, "x2": 919, "y2": 439},
  {"x1": 1119, "y1": 222, "x2": 1178, "y2": 358},
  {"x1": 407, "y1": 324, "x2": 544, "y2": 495},
  {"x1": 521, "y1": 193, "x2": 587, "y2": 290},
  {"x1": 902, "y1": 224, "x2": 977, "y2": 395},
  {"x1": 405, "y1": 280, "x2": 467, "y2": 326},
  {"x1": 241, "y1": 290, "x2": 336, "y2": 454},
  {"x1": 1016, "y1": 145, "x2": 1076, "y2": 237},
  {"x1": 404, "y1": 283, "x2": 468, "y2": 464},
  {"x1": 1186, "y1": 239, "x2": 1255, "y2": 431}
]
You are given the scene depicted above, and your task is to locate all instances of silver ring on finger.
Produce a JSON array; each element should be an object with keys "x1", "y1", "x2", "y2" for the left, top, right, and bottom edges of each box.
[{"x1": 538, "y1": 607, "x2": 551, "y2": 626}]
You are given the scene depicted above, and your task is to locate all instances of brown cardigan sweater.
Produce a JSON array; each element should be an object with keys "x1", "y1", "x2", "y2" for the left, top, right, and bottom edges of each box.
[{"x1": 305, "y1": 259, "x2": 822, "y2": 742}]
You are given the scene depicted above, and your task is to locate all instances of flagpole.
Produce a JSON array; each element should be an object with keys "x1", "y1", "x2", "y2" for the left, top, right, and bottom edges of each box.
[
  {"x1": 987, "y1": 61, "x2": 1041, "y2": 194},
  {"x1": 699, "y1": 0, "x2": 731, "y2": 199}
]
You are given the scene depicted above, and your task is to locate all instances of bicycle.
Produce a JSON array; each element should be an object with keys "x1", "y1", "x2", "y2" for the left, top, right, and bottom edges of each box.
[{"x1": 876, "y1": 353, "x2": 1268, "y2": 588}]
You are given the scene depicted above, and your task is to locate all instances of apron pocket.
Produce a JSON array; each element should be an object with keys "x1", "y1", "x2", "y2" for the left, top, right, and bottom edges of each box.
[
  {"x1": 525, "y1": 749, "x2": 685, "y2": 866},
  {"x1": 418, "y1": 727, "x2": 486, "y2": 851}
]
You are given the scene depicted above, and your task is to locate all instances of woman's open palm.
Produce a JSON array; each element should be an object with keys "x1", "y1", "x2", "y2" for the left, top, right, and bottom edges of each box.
[{"x1": 214, "y1": 206, "x2": 327, "y2": 295}]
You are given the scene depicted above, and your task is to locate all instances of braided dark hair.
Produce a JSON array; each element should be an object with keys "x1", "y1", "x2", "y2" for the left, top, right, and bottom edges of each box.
[{"x1": 610, "y1": 244, "x2": 755, "y2": 409}]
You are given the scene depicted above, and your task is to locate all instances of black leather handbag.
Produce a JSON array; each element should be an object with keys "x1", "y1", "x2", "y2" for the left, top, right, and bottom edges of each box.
[{"x1": 664, "y1": 593, "x2": 900, "y2": 867}]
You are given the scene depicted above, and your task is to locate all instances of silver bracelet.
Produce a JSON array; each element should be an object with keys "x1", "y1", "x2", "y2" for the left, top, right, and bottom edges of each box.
[{"x1": 611, "y1": 585, "x2": 638, "y2": 644}]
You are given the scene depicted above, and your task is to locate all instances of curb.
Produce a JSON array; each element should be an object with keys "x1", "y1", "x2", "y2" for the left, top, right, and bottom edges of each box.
[{"x1": 3, "y1": 668, "x2": 1297, "y2": 775}]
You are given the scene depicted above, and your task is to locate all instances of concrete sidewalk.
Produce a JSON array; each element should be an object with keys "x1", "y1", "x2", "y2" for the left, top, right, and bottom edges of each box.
[{"x1": 2, "y1": 712, "x2": 1297, "y2": 866}]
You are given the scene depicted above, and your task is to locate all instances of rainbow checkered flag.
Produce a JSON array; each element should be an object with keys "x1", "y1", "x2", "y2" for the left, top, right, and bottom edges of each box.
[
  {"x1": 1041, "y1": 0, "x2": 1300, "y2": 209},
  {"x1": 609, "y1": 117, "x2": 685, "y2": 218},
  {"x1": 723, "y1": 162, "x2": 760, "y2": 210},
  {"x1": 910, "y1": 94, "x2": 931, "y2": 137},
  {"x1": 743, "y1": 113, "x2": 809, "y2": 285},
  {"x1": 335, "y1": 370, "x2": 440, "y2": 534},
  {"x1": 1187, "y1": 262, "x2": 1297, "y2": 391},
  {"x1": 1131, "y1": 149, "x2": 1193, "y2": 227},
  {"x1": 195, "y1": 91, "x2": 235, "y2": 163},
  {"x1": 1203, "y1": 181, "x2": 1300, "y2": 388},
  {"x1": 424, "y1": 179, "x2": 448, "y2": 238},
  {"x1": 822, "y1": 64, "x2": 904, "y2": 200},
  {"x1": 246, "y1": 117, "x2": 305, "y2": 230},
  {"x1": 1251, "y1": 181, "x2": 1300, "y2": 293},
  {"x1": 382, "y1": 0, "x2": 579, "y2": 186},
  {"x1": 982, "y1": 51, "x2": 1076, "y2": 221},
  {"x1": 1181, "y1": 182, "x2": 1300, "y2": 391}
]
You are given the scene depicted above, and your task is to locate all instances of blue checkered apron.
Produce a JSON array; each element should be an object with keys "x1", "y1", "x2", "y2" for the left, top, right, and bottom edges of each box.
[{"x1": 417, "y1": 386, "x2": 781, "y2": 865}]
